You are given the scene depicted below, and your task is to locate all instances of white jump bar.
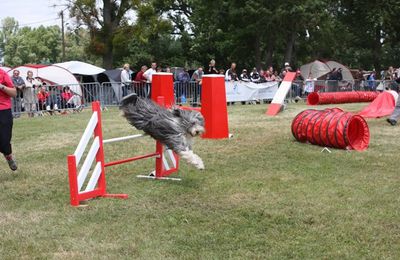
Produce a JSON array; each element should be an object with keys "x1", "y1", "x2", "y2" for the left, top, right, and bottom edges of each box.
[{"x1": 103, "y1": 134, "x2": 145, "y2": 144}]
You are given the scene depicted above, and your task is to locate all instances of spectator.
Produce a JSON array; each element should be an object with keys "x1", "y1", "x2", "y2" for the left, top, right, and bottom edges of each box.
[
  {"x1": 326, "y1": 68, "x2": 339, "y2": 91},
  {"x1": 23, "y1": 71, "x2": 40, "y2": 117},
  {"x1": 284, "y1": 62, "x2": 292, "y2": 72},
  {"x1": 219, "y1": 69, "x2": 225, "y2": 75},
  {"x1": 134, "y1": 65, "x2": 148, "y2": 83},
  {"x1": 47, "y1": 85, "x2": 60, "y2": 111},
  {"x1": 0, "y1": 68, "x2": 18, "y2": 171},
  {"x1": 143, "y1": 62, "x2": 157, "y2": 83},
  {"x1": 177, "y1": 67, "x2": 191, "y2": 103},
  {"x1": 292, "y1": 69, "x2": 304, "y2": 101},
  {"x1": 225, "y1": 63, "x2": 239, "y2": 81},
  {"x1": 156, "y1": 66, "x2": 162, "y2": 72},
  {"x1": 267, "y1": 66, "x2": 276, "y2": 81},
  {"x1": 143, "y1": 62, "x2": 157, "y2": 98},
  {"x1": 366, "y1": 71, "x2": 376, "y2": 91},
  {"x1": 240, "y1": 69, "x2": 250, "y2": 82},
  {"x1": 11, "y1": 70, "x2": 25, "y2": 117},
  {"x1": 61, "y1": 86, "x2": 73, "y2": 109},
  {"x1": 191, "y1": 67, "x2": 203, "y2": 84},
  {"x1": 250, "y1": 67, "x2": 260, "y2": 82},
  {"x1": 259, "y1": 69, "x2": 267, "y2": 82},
  {"x1": 37, "y1": 86, "x2": 49, "y2": 111},
  {"x1": 191, "y1": 67, "x2": 203, "y2": 106},
  {"x1": 353, "y1": 69, "x2": 364, "y2": 90},
  {"x1": 274, "y1": 71, "x2": 282, "y2": 81},
  {"x1": 165, "y1": 66, "x2": 172, "y2": 73},
  {"x1": 385, "y1": 66, "x2": 395, "y2": 80},
  {"x1": 120, "y1": 63, "x2": 131, "y2": 98},
  {"x1": 207, "y1": 59, "x2": 219, "y2": 74},
  {"x1": 337, "y1": 68, "x2": 343, "y2": 81},
  {"x1": 280, "y1": 62, "x2": 293, "y2": 79},
  {"x1": 385, "y1": 66, "x2": 398, "y2": 91},
  {"x1": 304, "y1": 77, "x2": 315, "y2": 96},
  {"x1": 264, "y1": 70, "x2": 276, "y2": 82},
  {"x1": 133, "y1": 65, "x2": 148, "y2": 97}
]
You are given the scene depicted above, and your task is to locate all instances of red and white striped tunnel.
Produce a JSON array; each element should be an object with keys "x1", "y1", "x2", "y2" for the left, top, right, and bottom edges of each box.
[
  {"x1": 291, "y1": 108, "x2": 370, "y2": 151},
  {"x1": 307, "y1": 91, "x2": 379, "y2": 105}
]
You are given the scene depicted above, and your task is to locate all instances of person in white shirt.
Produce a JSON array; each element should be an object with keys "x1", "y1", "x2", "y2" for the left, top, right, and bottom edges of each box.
[
  {"x1": 120, "y1": 63, "x2": 131, "y2": 98},
  {"x1": 143, "y1": 62, "x2": 157, "y2": 97},
  {"x1": 143, "y1": 62, "x2": 157, "y2": 83},
  {"x1": 23, "y1": 71, "x2": 41, "y2": 117}
]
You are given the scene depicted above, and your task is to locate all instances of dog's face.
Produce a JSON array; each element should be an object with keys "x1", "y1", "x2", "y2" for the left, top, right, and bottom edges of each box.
[{"x1": 173, "y1": 109, "x2": 205, "y2": 137}]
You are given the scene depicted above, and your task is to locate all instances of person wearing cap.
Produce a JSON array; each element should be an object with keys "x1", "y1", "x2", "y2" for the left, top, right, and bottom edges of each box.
[
  {"x1": 240, "y1": 69, "x2": 250, "y2": 82},
  {"x1": 0, "y1": 68, "x2": 18, "y2": 171},
  {"x1": 284, "y1": 62, "x2": 292, "y2": 72}
]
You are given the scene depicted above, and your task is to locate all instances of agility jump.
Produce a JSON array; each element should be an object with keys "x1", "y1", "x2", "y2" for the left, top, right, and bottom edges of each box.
[
  {"x1": 67, "y1": 73, "x2": 230, "y2": 206},
  {"x1": 67, "y1": 100, "x2": 181, "y2": 206}
]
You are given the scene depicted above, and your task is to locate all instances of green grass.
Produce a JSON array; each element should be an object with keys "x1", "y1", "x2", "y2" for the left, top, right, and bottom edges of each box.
[{"x1": 0, "y1": 102, "x2": 399, "y2": 259}]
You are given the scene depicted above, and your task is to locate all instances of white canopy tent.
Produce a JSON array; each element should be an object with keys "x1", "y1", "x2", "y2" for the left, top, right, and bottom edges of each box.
[
  {"x1": 54, "y1": 61, "x2": 105, "y2": 75},
  {"x1": 0, "y1": 66, "x2": 11, "y2": 72},
  {"x1": 7, "y1": 64, "x2": 82, "y2": 95}
]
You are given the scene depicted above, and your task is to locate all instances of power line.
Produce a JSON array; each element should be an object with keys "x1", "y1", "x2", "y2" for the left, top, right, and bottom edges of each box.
[{"x1": 0, "y1": 17, "x2": 61, "y2": 29}]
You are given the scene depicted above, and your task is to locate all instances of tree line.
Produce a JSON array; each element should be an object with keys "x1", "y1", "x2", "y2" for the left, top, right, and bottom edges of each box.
[{"x1": 1, "y1": 0, "x2": 399, "y2": 72}]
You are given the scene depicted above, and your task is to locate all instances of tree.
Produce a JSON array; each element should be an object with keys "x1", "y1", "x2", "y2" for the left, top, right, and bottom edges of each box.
[
  {"x1": 0, "y1": 17, "x2": 19, "y2": 63},
  {"x1": 3, "y1": 26, "x2": 62, "y2": 66},
  {"x1": 68, "y1": 0, "x2": 141, "y2": 69}
]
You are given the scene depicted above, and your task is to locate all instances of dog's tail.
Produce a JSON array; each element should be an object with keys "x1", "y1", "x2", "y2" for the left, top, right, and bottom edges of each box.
[{"x1": 120, "y1": 93, "x2": 138, "y2": 108}]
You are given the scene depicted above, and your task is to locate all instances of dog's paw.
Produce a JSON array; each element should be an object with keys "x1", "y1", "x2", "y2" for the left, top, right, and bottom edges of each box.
[
  {"x1": 192, "y1": 154, "x2": 205, "y2": 170},
  {"x1": 196, "y1": 162, "x2": 205, "y2": 170}
]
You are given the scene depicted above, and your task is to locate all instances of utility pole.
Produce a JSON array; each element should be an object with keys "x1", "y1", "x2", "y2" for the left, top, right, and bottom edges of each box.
[{"x1": 60, "y1": 10, "x2": 65, "y2": 61}]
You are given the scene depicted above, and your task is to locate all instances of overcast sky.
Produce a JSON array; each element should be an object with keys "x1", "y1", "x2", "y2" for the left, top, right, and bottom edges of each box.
[{"x1": 0, "y1": 0, "x2": 70, "y2": 27}]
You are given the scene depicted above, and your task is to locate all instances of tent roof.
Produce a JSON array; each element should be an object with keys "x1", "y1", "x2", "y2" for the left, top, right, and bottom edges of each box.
[
  {"x1": 55, "y1": 61, "x2": 105, "y2": 75},
  {"x1": 100, "y1": 68, "x2": 123, "y2": 83},
  {"x1": 8, "y1": 65, "x2": 81, "y2": 95},
  {"x1": 300, "y1": 60, "x2": 354, "y2": 81},
  {"x1": 0, "y1": 66, "x2": 11, "y2": 72}
]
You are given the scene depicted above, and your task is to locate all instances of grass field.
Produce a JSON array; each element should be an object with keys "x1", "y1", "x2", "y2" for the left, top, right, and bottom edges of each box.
[{"x1": 0, "y1": 102, "x2": 399, "y2": 259}]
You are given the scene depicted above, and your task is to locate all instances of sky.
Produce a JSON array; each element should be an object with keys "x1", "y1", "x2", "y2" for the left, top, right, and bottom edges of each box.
[{"x1": 0, "y1": 0, "x2": 70, "y2": 28}]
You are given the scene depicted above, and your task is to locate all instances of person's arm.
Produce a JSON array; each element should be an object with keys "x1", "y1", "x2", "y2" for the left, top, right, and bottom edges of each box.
[{"x1": 0, "y1": 84, "x2": 17, "y2": 97}]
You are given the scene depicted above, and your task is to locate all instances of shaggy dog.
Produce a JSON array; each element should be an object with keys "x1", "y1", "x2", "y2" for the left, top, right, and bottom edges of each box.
[{"x1": 120, "y1": 94, "x2": 205, "y2": 170}]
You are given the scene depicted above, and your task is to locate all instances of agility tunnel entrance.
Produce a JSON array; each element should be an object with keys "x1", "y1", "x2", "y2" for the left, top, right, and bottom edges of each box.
[{"x1": 291, "y1": 108, "x2": 370, "y2": 151}]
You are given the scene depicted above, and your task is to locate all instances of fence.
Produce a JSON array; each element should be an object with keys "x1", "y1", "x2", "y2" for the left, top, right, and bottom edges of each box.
[{"x1": 11, "y1": 79, "x2": 399, "y2": 116}]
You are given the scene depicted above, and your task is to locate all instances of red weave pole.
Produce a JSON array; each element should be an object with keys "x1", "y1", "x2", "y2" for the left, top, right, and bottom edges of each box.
[{"x1": 104, "y1": 152, "x2": 159, "y2": 167}]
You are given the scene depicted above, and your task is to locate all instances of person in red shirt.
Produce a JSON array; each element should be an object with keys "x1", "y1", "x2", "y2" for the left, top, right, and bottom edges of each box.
[
  {"x1": 61, "y1": 86, "x2": 73, "y2": 108},
  {"x1": 37, "y1": 86, "x2": 50, "y2": 111},
  {"x1": 133, "y1": 65, "x2": 148, "y2": 97},
  {"x1": 0, "y1": 68, "x2": 17, "y2": 171}
]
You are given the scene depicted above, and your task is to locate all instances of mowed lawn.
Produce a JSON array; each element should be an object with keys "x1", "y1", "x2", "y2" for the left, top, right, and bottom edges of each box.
[{"x1": 0, "y1": 102, "x2": 399, "y2": 259}]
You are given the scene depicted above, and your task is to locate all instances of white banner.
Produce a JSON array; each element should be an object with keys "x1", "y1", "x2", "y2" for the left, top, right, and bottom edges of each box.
[{"x1": 225, "y1": 81, "x2": 279, "y2": 102}]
